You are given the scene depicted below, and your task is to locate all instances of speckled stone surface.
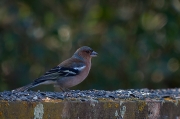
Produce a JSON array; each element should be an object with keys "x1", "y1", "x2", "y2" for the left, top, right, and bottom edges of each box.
[
  {"x1": 0, "y1": 89, "x2": 180, "y2": 119},
  {"x1": 0, "y1": 88, "x2": 180, "y2": 101}
]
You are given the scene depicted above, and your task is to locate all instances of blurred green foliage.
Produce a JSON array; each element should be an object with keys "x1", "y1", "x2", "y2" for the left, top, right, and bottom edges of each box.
[{"x1": 1, "y1": 0, "x2": 180, "y2": 91}]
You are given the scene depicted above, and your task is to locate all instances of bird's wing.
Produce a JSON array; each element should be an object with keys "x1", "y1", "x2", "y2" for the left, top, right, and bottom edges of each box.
[{"x1": 34, "y1": 63, "x2": 86, "y2": 83}]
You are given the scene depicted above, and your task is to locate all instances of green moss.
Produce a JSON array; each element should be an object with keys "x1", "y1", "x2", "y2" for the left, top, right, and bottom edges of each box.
[{"x1": 137, "y1": 101, "x2": 146, "y2": 112}]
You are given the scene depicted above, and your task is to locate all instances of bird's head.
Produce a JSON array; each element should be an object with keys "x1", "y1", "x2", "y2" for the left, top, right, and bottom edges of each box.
[{"x1": 73, "y1": 46, "x2": 98, "y2": 60}]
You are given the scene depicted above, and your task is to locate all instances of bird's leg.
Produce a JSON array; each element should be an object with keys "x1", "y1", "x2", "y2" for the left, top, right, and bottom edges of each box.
[
  {"x1": 59, "y1": 87, "x2": 66, "y2": 92},
  {"x1": 64, "y1": 88, "x2": 70, "y2": 92},
  {"x1": 59, "y1": 87, "x2": 70, "y2": 92},
  {"x1": 54, "y1": 84, "x2": 70, "y2": 92}
]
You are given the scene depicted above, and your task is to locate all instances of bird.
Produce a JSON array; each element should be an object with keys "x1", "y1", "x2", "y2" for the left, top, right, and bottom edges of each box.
[{"x1": 12, "y1": 46, "x2": 97, "y2": 92}]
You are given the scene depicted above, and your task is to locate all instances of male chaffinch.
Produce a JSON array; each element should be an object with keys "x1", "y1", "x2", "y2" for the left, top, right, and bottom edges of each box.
[{"x1": 13, "y1": 46, "x2": 97, "y2": 92}]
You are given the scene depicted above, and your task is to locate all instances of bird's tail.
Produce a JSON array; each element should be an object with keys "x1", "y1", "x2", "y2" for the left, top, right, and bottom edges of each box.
[{"x1": 12, "y1": 82, "x2": 38, "y2": 92}]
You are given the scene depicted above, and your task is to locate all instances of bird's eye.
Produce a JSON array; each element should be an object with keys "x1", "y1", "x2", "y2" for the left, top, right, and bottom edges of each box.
[{"x1": 86, "y1": 51, "x2": 90, "y2": 53}]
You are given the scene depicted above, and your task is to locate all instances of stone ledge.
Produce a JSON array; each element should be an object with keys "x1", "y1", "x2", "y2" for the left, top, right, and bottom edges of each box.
[{"x1": 0, "y1": 89, "x2": 180, "y2": 119}]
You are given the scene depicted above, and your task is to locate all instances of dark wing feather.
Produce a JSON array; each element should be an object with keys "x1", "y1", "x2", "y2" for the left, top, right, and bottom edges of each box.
[
  {"x1": 58, "y1": 67, "x2": 80, "y2": 76},
  {"x1": 34, "y1": 65, "x2": 83, "y2": 83}
]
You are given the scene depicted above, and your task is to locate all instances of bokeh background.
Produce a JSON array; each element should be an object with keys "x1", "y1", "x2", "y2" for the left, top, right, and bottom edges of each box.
[{"x1": 1, "y1": 0, "x2": 180, "y2": 91}]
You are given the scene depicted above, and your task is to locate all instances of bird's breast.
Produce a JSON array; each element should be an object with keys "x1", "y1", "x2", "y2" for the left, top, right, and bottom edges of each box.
[{"x1": 57, "y1": 63, "x2": 91, "y2": 88}]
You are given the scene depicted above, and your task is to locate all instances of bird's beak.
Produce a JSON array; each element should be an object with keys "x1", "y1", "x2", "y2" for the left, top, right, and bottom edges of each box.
[{"x1": 90, "y1": 51, "x2": 98, "y2": 57}]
